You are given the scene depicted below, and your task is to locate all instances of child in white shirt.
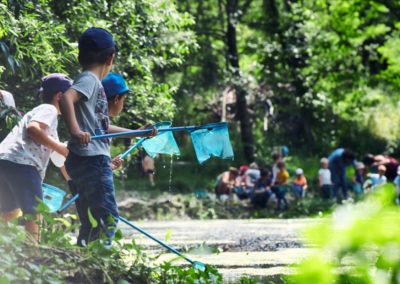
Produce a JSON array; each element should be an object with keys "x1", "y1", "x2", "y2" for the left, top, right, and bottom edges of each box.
[{"x1": 319, "y1": 157, "x2": 332, "y2": 199}]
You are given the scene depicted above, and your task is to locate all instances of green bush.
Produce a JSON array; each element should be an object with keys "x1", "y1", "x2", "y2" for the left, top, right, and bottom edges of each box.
[
  {"x1": 0, "y1": 207, "x2": 222, "y2": 283},
  {"x1": 288, "y1": 184, "x2": 400, "y2": 284}
]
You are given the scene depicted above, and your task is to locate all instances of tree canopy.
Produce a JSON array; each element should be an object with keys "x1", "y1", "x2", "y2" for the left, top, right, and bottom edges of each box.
[
  {"x1": 0, "y1": 0, "x2": 196, "y2": 127},
  {"x1": 175, "y1": 0, "x2": 400, "y2": 160},
  {"x1": 2, "y1": 0, "x2": 400, "y2": 162}
]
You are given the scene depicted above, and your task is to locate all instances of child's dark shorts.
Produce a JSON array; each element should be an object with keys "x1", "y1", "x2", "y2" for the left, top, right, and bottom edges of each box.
[
  {"x1": 65, "y1": 152, "x2": 118, "y2": 244},
  {"x1": 65, "y1": 152, "x2": 118, "y2": 215},
  {"x1": 0, "y1": 159, "x2": 42, "y2": 215}
]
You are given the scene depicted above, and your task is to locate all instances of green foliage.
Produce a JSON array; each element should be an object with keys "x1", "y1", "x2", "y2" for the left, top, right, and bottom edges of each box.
[
  {"x1": 0, "y1": 0, "x2": 76, "y2": 78},
  {"x1": 87, "y1": 208, "x2": 99, "y2": 229},
  {"x1": 55, "y1": 0, "x2": 197, "y2": 125},
  {"x1": 1, "y1": 0, "x2": 196, "y2": 125},
  {"x1": 286, "y1": 0, "x2": 400, "y2": 153},
  {"x1": 0, "y1": 209, "x2": 223, "y2": 283},
  {"x1": 0, "y1": 0, "x2": 76, "y2": 110},
  {"x1": 174, "y1": 0, "x2": 400, "y2": 157},
  {"x1": 289, "y1": 184, "x2": 400, "y2": 284}
]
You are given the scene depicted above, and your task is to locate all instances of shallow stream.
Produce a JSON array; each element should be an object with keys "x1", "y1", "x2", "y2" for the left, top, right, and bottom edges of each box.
[{"x1": 119, "y1": 218, "x2": 318, "y2": 283}]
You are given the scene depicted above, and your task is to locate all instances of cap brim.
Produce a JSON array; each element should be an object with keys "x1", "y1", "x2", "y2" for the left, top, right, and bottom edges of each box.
[{"x1": 118, "y1": 87, "x2": 130, "y2": 96}]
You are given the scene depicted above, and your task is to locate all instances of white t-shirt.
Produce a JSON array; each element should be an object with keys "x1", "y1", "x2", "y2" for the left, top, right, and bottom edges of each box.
[
  {"x1": 0, "y1": 90, "x2": 16, "y2": 108},
  {"x1": 394, "y1": 176, "x2": 400, "y2": 190},
  {"x1": 370, "y1": 173, "x2": 387, "y2": 187},
  {"x1": 0, "y1": 104, "x2": 58, "y2": 179},
  {"x1": 272, "y1": 163, "x2": 279, "y2": 184},
  {"x1": 319, "y1": 168, "x2": 332, "y2": 185},
  {"x1": 245, "y1": 168, "x2": 261, "y2": 187}
]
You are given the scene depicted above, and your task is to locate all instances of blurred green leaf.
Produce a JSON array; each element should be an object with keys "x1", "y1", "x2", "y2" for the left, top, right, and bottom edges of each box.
[
  {"x1": 165, "y1": 229, "x2": 172, "y2": 242},
  {"x1": 87, "y1": 208, "x2": 98, "y2": 229}
]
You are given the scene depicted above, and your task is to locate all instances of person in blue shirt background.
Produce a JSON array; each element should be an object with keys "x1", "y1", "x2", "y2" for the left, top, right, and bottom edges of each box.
[
  {"x1": 394, "y1": 166, "x2": 400, "y2": 205},
  {"x1": 328, "y1": 148, "x2": 358, "y2": 201}
]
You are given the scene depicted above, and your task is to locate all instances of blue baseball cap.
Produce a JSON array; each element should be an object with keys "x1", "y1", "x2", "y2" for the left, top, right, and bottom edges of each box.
[
  {"x1": 102, "y1": 73, "x2": 130, "y2": 99},
  {"x1": 79, "y1": 27, "x2": 117, "y2": 51},
  {"x1": 40, "y1": 73, "x2": 73, "y2": 95}
]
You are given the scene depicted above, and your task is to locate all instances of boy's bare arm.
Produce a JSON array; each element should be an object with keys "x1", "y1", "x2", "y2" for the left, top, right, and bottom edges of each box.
[
  {"x1": 26, "y1": 121, "x2": 68, "y2": 157},
  {"x1": 111, "y1": 155, "x2": 123, "y2": 171},
  {"x1": 108, "y1": 124, "x2": 157, "y2": 137},
  {"x1": 60, "y1": 166, "x2": 71, "y2": 181},
  {"x1": 60, "y1": 89, "x2": 91, "y2": 144}
]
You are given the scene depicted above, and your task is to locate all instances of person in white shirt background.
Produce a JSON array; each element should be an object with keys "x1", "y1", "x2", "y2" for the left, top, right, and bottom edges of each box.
[
  {"x1": 319, "y1": 157, "x2": 332, "y2": 199},
  {"x1": 367, "y1": 165, "x2": 387, "y2": 191},
  {"x1": 0, "y1": 90, "x2": 16, "y2": 108},
  {"x1": 394, "y1": 166, "x2": 400, "y2": 204}
]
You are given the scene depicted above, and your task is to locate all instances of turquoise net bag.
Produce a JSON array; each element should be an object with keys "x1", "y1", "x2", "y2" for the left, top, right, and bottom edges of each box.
[
  {"x1": 190, "y1": 122, "x2": 234, "y2": 164},
  {"x1": 142, "y1": 122, "x2": 180, "y2": 157}
]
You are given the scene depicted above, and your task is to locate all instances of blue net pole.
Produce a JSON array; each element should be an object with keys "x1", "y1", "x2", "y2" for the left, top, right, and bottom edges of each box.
[
  {"x1": 57, "y1": 193, "x2": 80, "y2": 213},
  {"x1": 92, "y1": 123, "x2": 228, "y2": 140},
  {"x1": 120, "y1": 138, "x2": 146, "y2": 160}
]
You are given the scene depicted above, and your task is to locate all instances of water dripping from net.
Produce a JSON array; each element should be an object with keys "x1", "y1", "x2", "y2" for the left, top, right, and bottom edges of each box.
[{"x1": 168, "y1": 154, "x2": 174, "y2": 196}]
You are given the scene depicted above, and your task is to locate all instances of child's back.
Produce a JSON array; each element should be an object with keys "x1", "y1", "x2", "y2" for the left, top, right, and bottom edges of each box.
[
  {"x1": 0, "y1": 104, "x2": 58, "y2": 178},
  {"x1": 66, "y1": 70, "x2": 110, "y2": 156},
  {"x1": 61, "y1": 27, "x2": 118, "y2": 246},
  {"x1": 61, "y1": 28, "x2": 156, "y2": 246},
  {"x1": 0, "y1": 74, "x2": 71, "y2": 241}
]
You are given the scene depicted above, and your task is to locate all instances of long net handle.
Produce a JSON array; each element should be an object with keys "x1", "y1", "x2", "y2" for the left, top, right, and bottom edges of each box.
[
  {"x1": 92, "y1": 123, "x2": 227, "y2": 140},
  {"x1": 57, "y1": 193, "x2": 79, "y2": 213},
  {"x1": 120, "y1": 138, "x2": 146, "y2": 160},
  {"x1": 119, "y1": 216, "x2": 194, "y2": 265}
]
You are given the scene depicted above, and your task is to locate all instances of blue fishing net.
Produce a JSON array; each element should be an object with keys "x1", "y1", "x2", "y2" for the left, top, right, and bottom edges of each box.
[
  {"x1": 42, "y1": 183, "x2": 66, "y2": 213},
  {"x1": 190, "y1": 122, "x2": 234, "y2": 164},
  {"x1": 142, "y1": 122, "x2": 180, "y2": 157}
]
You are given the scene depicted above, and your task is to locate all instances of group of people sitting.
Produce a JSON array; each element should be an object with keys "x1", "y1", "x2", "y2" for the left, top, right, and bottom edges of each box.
[
  {"x1": 215, "y1": 148, "x2": 400, "y2": 210},
  {"x1": 215, "y1": 155, "x2": 307, "y2": 210}
]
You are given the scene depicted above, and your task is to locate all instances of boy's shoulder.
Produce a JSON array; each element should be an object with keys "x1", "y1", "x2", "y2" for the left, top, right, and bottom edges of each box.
[
  {"x1": 31, "y1": 103, "x2": 57, "y2": 114},
  {"x1": 74, "y1": 71, "x2": 100, "y2": 83},
  {"x1": 23, "y1": 104, "x2": 58, "y2": 126},
  {"x1": 71, "y1": 71, "x2": 102, "y2": 99}
]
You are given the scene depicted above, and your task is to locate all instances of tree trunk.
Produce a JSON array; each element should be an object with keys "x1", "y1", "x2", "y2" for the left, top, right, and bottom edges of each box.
[{"x1": 226, "y1": 0, "x2": 255, "y2": 162}]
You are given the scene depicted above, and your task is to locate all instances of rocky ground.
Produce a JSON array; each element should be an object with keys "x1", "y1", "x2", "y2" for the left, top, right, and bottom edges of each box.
[
  {"x1": 116, "y1": 191, "x2": 333, "y2": 221},
  {"x1": 119, "y1": 218, "x2": 319, "y2": 283}
]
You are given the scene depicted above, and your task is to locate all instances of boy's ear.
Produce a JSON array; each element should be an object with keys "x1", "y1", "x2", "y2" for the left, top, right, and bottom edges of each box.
[
  {"x1": 106, "y1": 53, "x2": 115, "y2": 66},
  {"x1": 56, "y1": 91, "x2": 63, "y2": 101}
]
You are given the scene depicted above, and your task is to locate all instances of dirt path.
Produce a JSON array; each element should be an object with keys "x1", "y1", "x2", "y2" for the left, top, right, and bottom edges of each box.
[{"x1": 120, "y1": 218, "x2": 318, "y2": 282}]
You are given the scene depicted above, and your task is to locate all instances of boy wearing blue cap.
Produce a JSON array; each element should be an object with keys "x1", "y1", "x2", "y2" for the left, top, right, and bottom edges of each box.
[
  {"x1": 103, "y1": 73, "x2": 129, "y2": 118},
  {"x1": 61, "y1": 28, "x2": 155, "y2": 246},
  {"x1": 0, "y1": 74, "x2": 72, "y2": 241},
  {"x1": 103, "y1": 73, "x2": 130, "y2": 170}
]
